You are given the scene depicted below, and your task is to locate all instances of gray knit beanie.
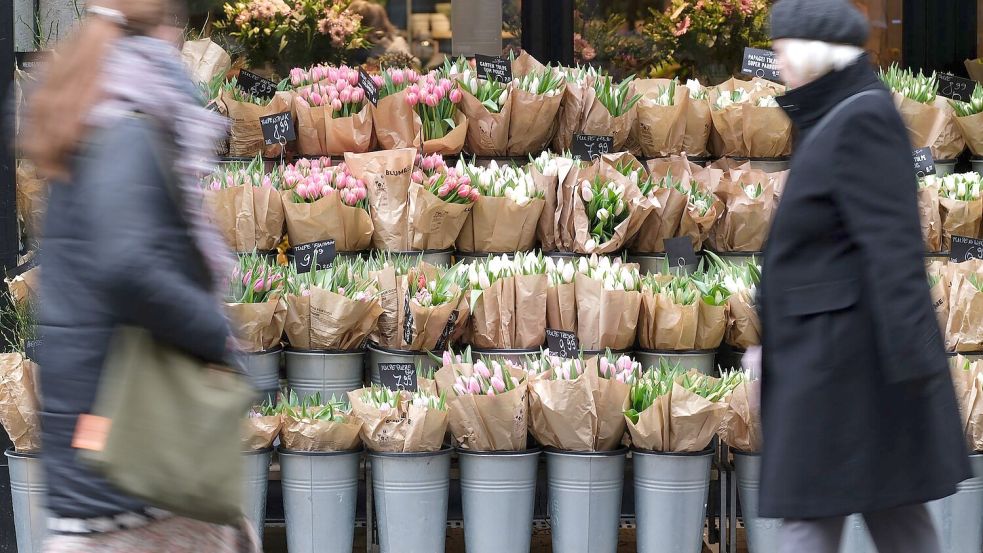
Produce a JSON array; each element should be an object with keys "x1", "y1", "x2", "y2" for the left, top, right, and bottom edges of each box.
[{"x1": 770, "y1": 0, "x2": 870, "y2": 47}]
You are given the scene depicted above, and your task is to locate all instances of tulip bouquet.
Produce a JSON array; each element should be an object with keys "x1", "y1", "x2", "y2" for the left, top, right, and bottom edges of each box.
[
  {"x1": 944, "y1": 259, "x2": 983, "y2": 352},
  {"x1": 348, "y1": 385, "x2": 450, "y2": 452},
  {"x1": 413, "y1": 154, "x2": 479, "y2": 205},
  {"x1": 0, "y1": 347, "x2": 40, "y2": 453},
  {"x1": 707, "y1": 253, "x2": 761, "y2": 349},
  {"x1": 371, "y1": 67, "x2": 420, "y2": 150},
  {"x1": 243, "y1": 398, "x2": 280, "y2": 451},
  {"x1": 598, "y1": 350, "x2": 642, "y2": 384},
  {"x1": 718, "y1": 370, "x2": 762, "y2": 453},
  {"x1": 880, "y1": 64, "x2": 947, "y2": 149},
  {"x1": 573, "y1": 255, "x2": 643, "y2": 351},
  {"x1": 405, "y1": 71, "x2": 466, "y2": 144},
  {"x1": 449, "y1": 58, "x2": 513, "y2": 156},
  {"x1": 218, "y1": 76, "x2": 293, "y2": 158},
  {"x1": 918, "y1": 177, "x2": 945, "y2": 252},
  {"x1": 372, "y1": 67, "x2": 468, "y2": 153},
  {"x1": 295, "y1": 73, "x2": 367, "y2": 118},
  {"x1": 952, "y1": 84, "x2": 983, "y2": 157},
  {"x1": 709, "y1": 167, "x2": 779, "y2": 252},
  {"x1": 952, "y1": 84, "x2": 983, "y2": 117},
  {"x1": 286, "y1": 65, "x2": 331, "y2": 90},
  {"x1": 464, "y1": 252, "x2": 548, "y2": 349},
  {"x1": 948, "y1": 357, "x2": 983, "y2": 451},
  {"x1": 202, "y1": 155, "x2": 285, "y2": 253},
  {"x1": 530, "y1": 151, "x2": 575, "y2": 252},
  {"x1": 398, "y1": 264, "x2": 470, "y2": 350},
  {"x1": 637, "y1": 270, "x2": 729, "y2": 351},
  {"x1": 681, "y1": 79, "x2": 713, "y2": 156},
  {"x1": 926, "y1": 172, "x2": 983, "y2": 250},
  {"x1": 881, "y1": 64, "x2": 938, "y2": 104},
  {"x1": 225, "y1": 253, "x2": 288, "y2": 353},
  {"x1": 634, "y1": 78, "x2": 689, "y2": 157},
  {"x1": 508, "y1": 63, "x2": 566, "y2": 155},
  {"x1": 398, "y1": 154, "x2": 476, "y2": 251},
  {"x1": 456, "y1": 160, "x2": 546, "y2": 253},
  {"x1": 544, "y1": 256, "x2": 578, "y2": 332},
  {"x1": 630, "y1": 158, "x2": 694, "y2": 254},
  {"x1": 551, "y1": 65, "x2": 603, "y2": 152},
  {"x1": 280, "y1": 158, "x2": 374, "y2": 253},
  {"x1": 713, "y1": 89, "x2": 751, "y2": 110},
  {"x1": 278, "y1": 391, "x2": 363, "y2": 452},
  {"x1": 708, "y1": 77, "x2": 789, "y2": 158},
  {"x1": 580, "y1": 177, "x2": 629, "y2": 250},
  {"x1": 576, "y1": 75, "x2": 641, "y2": 152},
  {"x1": 292, "y1": 64, "x2": 372, "y2": 155},
  {"x1": 15, "y1": 160, "x2": 47, "y2": 249}
]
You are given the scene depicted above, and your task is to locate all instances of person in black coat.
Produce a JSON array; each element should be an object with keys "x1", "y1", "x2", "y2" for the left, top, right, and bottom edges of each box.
[{"x1": 759, "y1": 1, "x2": 971, "y2": 551}]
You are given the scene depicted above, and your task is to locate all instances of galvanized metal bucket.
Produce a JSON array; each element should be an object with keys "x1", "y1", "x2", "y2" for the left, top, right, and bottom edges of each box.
[
  {"x1": 470, "y1": 347, "x2": 542, "y2": 366},
  {"x1": 5, "y1": 449, "x2": 46, "y2": 553},
  {"x1": 928, "y1": 453, "x2": 983, "y2": 553},
  {"x1": 278, "y1": 447, "x2": 361, "y2": 553},
  {"x1": 242, "y1": 346, "x2": 282, "y2": 402},
  {"x1": 458, "y1": 448, "x2": 540, "y2": 553},
  {"x1": 370, "y1": 448, "x2": 452, "y2": 553},
  {"x1": 935, "y1": 159, "x2": 957, "y2": 177},
  {"x1": 387, "y1": 249, "x2": 453, "y2": 267},
  {"x1": 634, "y1": 349, "x2": 716, "y2": 375},
  {"x1": 633, "y1": 448, "x2": 713, "y2": 553},
  {"x1": 241, "y1": 447, "x2": 272, "y2": 543},
  {"x1": 748, "y1": 158, "x2": 790, "y2": 173},
  {"x1": 545, "y1": 447, "x2": 627, "y2": 553},
  {"x1": 733, "y1": 451, "x2": 782, "y2": 553},
  {"x1": 627, "y1": 254, "x2": 699, "y2": 276},
  {"x1": 284, "y1": 348, "x2": 364, "y2": 402},
  {"x1": 366, "y1": 343, "x2": 440, "y2": 388},
  {"x1": 973, "y1": 158, "x2": 983, "y2": 175}
]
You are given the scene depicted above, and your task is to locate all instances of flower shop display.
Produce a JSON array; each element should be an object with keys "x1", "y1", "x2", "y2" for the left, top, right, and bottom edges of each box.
[
  {"x1": 465, "y1": 253, "x2": 548, "y2": 349},
  {"x1": 225, "y1": 253, "x2": 288, "y2": 353},
  {"x1": 636, "y1": 271, "x2": 729, "y2": 364},
  {"x1": 348, "y1": 386, "x2": 449, "y2": 451},
  {"x1": 507, "y1": 65, "x2": 566, "y2": 155},
  {"x1": 217, "y1": 77, "x2": 293, "y2": 158},
  {"x1": 580, "y1": 75, "x2": 642, "y2": 152},
  {"x1": 278, "y1": 392, "x2": 363, "y2": 451},
  {"x1": 453, "y1": 57, "x2": 514, "y2": 156},
  {"x1": 280, "y1": 157, "x2": 374, "y2": 253},
  {"x1": 546, "y1": 256, "x2": 578, "y2": 332},
  {"x1": 292, "y1": 64, "x2": 373, "y2": 155},
  {"x1": 924, "y1": 172, "x2": 983, "y2": 250},
  {"x1": 456, "y1": 160, "x2": 546, "y2": 253},
  {"x1": 952, "y1": 84, "x2": 983, "y2": 159},
  {"x1": 708, "y1": 77, "x2": 790, "y2": 159},
  {"x1": 880, "y1": 65, "x2": 947, "y2": 150},
  {"x1": 632, "y1": 78, "x2": 689, "y2": 158},
  {"x1": 708, "y1": 166, "x2": 780, "y2": 252},
  {"x1": 574, "y1": 255, "x2": 643, "y2": 351},
  {"x1": 203, "y1": 155, "x2": 285, "y2": 253},
  {"x1": 15, "y1": 160, "x2": 47, "y2": 249},
  {"x1": 944, "y1": 259, "x2": 983, "y2": 352}
]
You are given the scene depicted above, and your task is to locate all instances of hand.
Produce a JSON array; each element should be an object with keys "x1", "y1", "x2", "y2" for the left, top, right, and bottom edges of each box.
[{"x1": 742, "y1": 345, "x2": 762, "y2": 380}]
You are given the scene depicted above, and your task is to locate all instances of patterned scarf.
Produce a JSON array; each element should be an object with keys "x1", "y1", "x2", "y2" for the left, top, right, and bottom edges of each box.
[{"x1": 89, "y1": 35, "x2": 232, "y2": 289}]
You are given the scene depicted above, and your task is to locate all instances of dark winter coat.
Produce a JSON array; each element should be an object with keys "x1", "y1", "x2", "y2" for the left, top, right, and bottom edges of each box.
[
  {"x1": 38, "y1": 116, "x2": 231, "y2": 520},
  {"x1": 759, "y1": 55, "x2": 970, "y2": 519}
]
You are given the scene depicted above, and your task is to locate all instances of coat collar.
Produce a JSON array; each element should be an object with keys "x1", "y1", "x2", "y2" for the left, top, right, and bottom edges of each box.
[{"x1": 776, "y1": 53, "x2": 884, "y2": 131}]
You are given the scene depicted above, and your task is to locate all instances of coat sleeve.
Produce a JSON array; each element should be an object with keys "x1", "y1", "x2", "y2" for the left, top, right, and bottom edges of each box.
[
  {"x1": 83, "y1": 117, "x2": 230, "y2": 364},
  {"x1": 830, "y1": 98, "x2": 948, "y2": 383}
]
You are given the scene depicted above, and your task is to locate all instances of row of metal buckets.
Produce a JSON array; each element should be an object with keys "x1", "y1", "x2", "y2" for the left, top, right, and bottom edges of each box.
[{"x1": 8, "y1": 445, "x2": 983, "y2": 553}]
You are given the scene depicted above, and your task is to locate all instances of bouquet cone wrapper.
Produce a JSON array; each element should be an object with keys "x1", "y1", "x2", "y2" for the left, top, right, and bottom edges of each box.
[
  {"x1": 709, "y1": 170, "x2": 778, "y2": 252},
  {"x1": 627, "y1": 381, "x2": 727, "y2": 453},
  {"x1": 296, "y1": 99, "x2": 373, "y2": 156},
  {"x1": 574, "y1": 272, "x2": 641, "y2": 350},
  {"x1": 15, "y1": 161, "x2": 47, "y2": 245},
  {"x1": 282, "y1": 192, "x2": 373, "y2": 252},
  {"x1": 893, "y1": 92, "x2": 947, "y2": 149},
  {"x1": 370, "y1": 265, "x2": 439, "y2": 349},
  {"x1": 930, "y1": 265, "x2": 950, "y2": 332},
  {"x1": 954, "y1": 111, "x2": 983, "y2": 157},
  {"x1": 457, "y1": 196, "x2": 544, "y2": 253},
  {"x1": 946, "y1": 265, "x2": 983, "y2": 352},
  {"x1": 718, "y1": 377, "x2": 762, "y2": 453},
  {"x1": 532, "y1": 163, "x2": 561, "y2": 252},
  {"x1": 742, "y1": 101, "x2": 792, "y2": 158},
  {"x1": 949, "y1": 361, "x2": 983, "y2": 452},
  {"x1": 206, "y1": 184, "x2": 285, "y2": 252},
  {"x1": 918, "y1": 184, "x2": 944, "y2": 252},
  {"x1": 458, "y1": 85, "x2": 512, "y2": 156},
  {"x1": 242, "y1": 414, "x2": 281, "y2": 450},
  {"x1": 345, "y1": 149, "x2": 416, "y2": 251},
  {"x1": 0, "y1": 353, "x2": 41, "y2": 453},
  {"x1": 280, "y1": 412, "x2": 363, "y2": 452},
  {"x1": 637, "y1": 289, "x2": 698, "y2": 351},
  {"x1": 571, "y1": 160, "x2": 655, "y2": 254},
  {"x1": 219, "y1": 89, "x2": 292, "y2": 158},
  {"x1": 552, "y1": 81, "x2": 593, "y2": 153},
  {"x1": 632, "y1": 79, "x2": 688, "y2": 157},
  {"x1": 373, "y1": 89, "x2": 419, "y2": 150},
  {"x1": 423, "y1": 111, "x2": 468, "y2": 155},
  {"x1": 405, "y1": 290, "x2": 470, "y2": 351},
  {"x1": 967, "y1": 59, "x2": 983, "y2": 83},
  {"x1": 696, "y1": 301, "x2": 728, "y2": 350},
  {"x1": 442, "y1": 361, "x2": 529, "y2": 451},
  {"x1": 547, "y1": 281, "x2": 578, "y2": 332},
  {"x1": 470, "y1": 274, "x2": 547, "y2": 349},
  {"x1": 580, "y1": 92, "x2": 636, "y2": 153},
  {"x1": 284, "y1": 288, "x2": 383, "y2": 350},
  {"x1": 554, "y1": 157, "x2": 583, "y2": 252},
  {"x1": 726, "y1": 292, "x2": 760, "y2": 349},
  {"x1": 225, "y1": 297, "x2": 287, "y2": 352},
  {"x1": 630, "y1": 158, "x2": 695, "y2": 253},
  {"x1": 528, "y1": 368, "x2": 629, "y2": 451},
  {"x1": 348, "y1": 389, "x2": 449, "y2": 452},
  {"x1": 683, "y1": 98, "x2": 713, "y2": 157},
  {"x1": 508, "y1": 86, "x2": 563, "y2": 156},
  {"x1": 5, "y1": 265, "x2": 39, "y2": 310},
  {"x1": 679, "y1": 199, "x2": 724, "y2": 252},
  {"x1": 511, "y1": 51, "x2": 547, "y2": 78},
  {"x1": 931, "y1": 97, "x2": 966, "y2": 160},
  {"x1": 940, "y1": 196, "x2": 983, "y2": 251},
  {"x1": 181, "y1": 38, "x2": 230, "y2": 85},
  {"x1": 408, "y1": 184, "x2": 473, "y2": 251}
]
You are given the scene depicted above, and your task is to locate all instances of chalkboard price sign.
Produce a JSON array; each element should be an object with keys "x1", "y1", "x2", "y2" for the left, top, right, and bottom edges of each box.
[
  {"x1": 260, "y1": 111, "x2": 296, "y2": 146},
  {"x1": 358, "y1": 68, "x2": 380, "y2": 106},
  {"x1": 546, "y1": 329, "x2": 579, "y2": 359},
  {"x1": 741, "y1": 47, "x2": 781, "y2": 82},
  {"x1": 950, "y1": 235, "x2": 983, "y2": 263},
  {"x1": 292, "y1": 239, "x2": 336, "y2": 273},
  {"x1": 237, "y1": 69, "x2": 278, "y2": 101},
  {"x1": 475, "y1": 54, "x2": 513, "y2": 83},
  {"x1": 378, "y1": 363, "x2": 417, "y2": 392},
  {"x1": 571, "y1": 134, "x2": 614, "y2": 162},
  {"x1": 913, "y1": 147, "x2": 936, "y2": 178},
  {"x1": 664, "y1": 237, "x2": 699, "y2": 269},
  {"x1": 937, "y1": 73, "x2": 977, "y2": 102}
]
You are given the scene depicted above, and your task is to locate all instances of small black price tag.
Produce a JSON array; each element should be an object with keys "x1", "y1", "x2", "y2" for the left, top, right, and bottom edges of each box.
[
  {"x1": 475, "y1": 54, "x2": 513, "y2": 83},
  {"x1": 402, "y1": 293, "x2": 414, "y2": 346},
  {"x1": 292, "y1": 239, "x2": 336, "y2": 273},
  {"x1": 571, "y1": 134, "x2": 614, "y2": 162},
  {"x1": 24, "y1": 338, "x2": 42, "y2": 361},
  {"x1": 950, "y1": 235, "x2": 983, "y2": 263},
  {"x1": 358, "y1": 68, "x2": 380, "y2": 107},
  {"x1": 546, "y1": 329, "x2": 579, "y2": 359},
  {"x1": 378, "y1": 362, "x2": 417, "y2": 391},
  {"x1": 15, "y1": 51, "x2": 51, "y2": 74},
  {"x1": 237, "y1": 68, "x2": 277, "y2": 101},
  {"x1": 260, "y1": 111, "x2": 296, "y2": 146},
  {"x1": 913, "y1": 147, "x2": 936, "y2": 178},
  {"x1": 938, "y1": 73, "x2": 977, "y2": 102},
  {"x1": 741, "y1": 47, "x2": 781, "y2": 82},
  {"x1": 434, "y1": 310, "x2": 459, "y2": 351},
  {"x1": 664, "y1": 237, "x2": 699, "y2": 269}
]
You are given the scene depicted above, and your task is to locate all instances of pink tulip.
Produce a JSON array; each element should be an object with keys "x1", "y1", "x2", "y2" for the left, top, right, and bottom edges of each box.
[
  {"x1": 469, "y1": 188, "x2": 480, "y2": 201},
  {"x1": 357, "y1": 187, "x2": 367, "y2": 201},
  {"x1": 457, "y1": 184, "x2": 472, "y2": 198},
  {"x1": 449, "y1": 88, "x2": 462, "y2": 103},
  {"x1": 412, "y1": 171, "x2": 424, "y2": 184},
  {"x1": 340, "y1": 87, "x2": 352, "y2": 104},
  {"x1": 351, "y1": 87, "x2": 364, "y2": 104},
  {"x1": 347, "y1": 71, "x2": 358, "y2": 87},
  {"x1": 391, "y1": 69, "x2": 405, "y2": 85},
  {"x1": 296, "y1": 183, "x2": 310, "y2": 199},
  {"x1": 337, "y1": 79, "x2": 349, "y2": 91},
  {"x1": 253, "y1": 279, "x2": 265, "y2": 293},
  {"x1": 438, "y1": 184, "x2": 451, "y2": 197},
  {"x1": 467, "y1": 377, "x2": 482, "y2": 395},
  {"x1": 443, "y1": 351, "x2": 453, "y2": 366},
  {"x1": 372, "y1": 75, "x2": 384, "y2": 87},
  {"x1": 331, "y1": 99, "x2": 343, "y2": 112},
  {"x1": 321, "y1": 184, "x2": 331, "y2": 197},
  {"x1": 405, "y1": 91, "x2": 419, "y2": 106},
  {"x1": 599, "y1": 357, "x2": 610, "y2": 377},
  {"x1": 616, "y1": 355, "x2": 633, "y2": 373},
  {"x1": 327, "y1": 67, "x2": 339, "y2": 82},
  {"x1": 489, "y1": 375, "x2": 506, "y2": 393},
  {"x1": 475, "y1": 360, "x2": 491, "y2": 379},
  {"x1": 454, "y1": 382, "x2": 467, "y2": 396},
  {"x1": 421, "y1": 155, "x2": 435, "y2": 171},
  {"x1": 425, "y1": 93, "x2": 439, "y2": 107}
]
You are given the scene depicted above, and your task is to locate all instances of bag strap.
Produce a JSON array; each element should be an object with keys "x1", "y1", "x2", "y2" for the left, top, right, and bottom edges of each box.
[{"x1": 798, "y1": 89, "x2": 884, "y2": 151}]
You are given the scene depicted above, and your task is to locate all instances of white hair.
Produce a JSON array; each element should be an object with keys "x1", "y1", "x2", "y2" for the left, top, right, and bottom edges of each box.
[{"x1": 778, "y1": 39, "x2": 865, "y2": 85}]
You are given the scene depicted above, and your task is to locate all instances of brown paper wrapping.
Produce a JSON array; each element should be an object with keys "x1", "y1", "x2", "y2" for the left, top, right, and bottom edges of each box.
[
  {"x1": 511, "y1": 51, "x2": 547, "y2": 78},
  {"x1": 695, "y1": 302, "x2": 727, "y2": 350},
  {"x1": 219, "y1": 89, "x2": 293, "y2": 158},
  {"x1": 683, "y1": 98, "x2": 713, "y2": 157},
  {"x1": 574, "y1": 273, "x2": 641, "y2": 350},
  {"x1": 630, "y1": 157, "x2": 696, "y2": 253},
  {"x1": 940, "y1": 197, "x2": 983, "y2": 251},
  {"x1": 547, "y1": 282, "x2": 577, "y2": 332},
  {"x1": 709, "y1": 172, "x2": 778, "y2": 252},
  {"x1": 180, "y1": 38, "x2": 231, "y2": 85},
  {"x1": 571, "y1": 160, "x2": 655, "y2": 254},
  {"x1": 554, "y1": 158, "x2": 582, "y2": 251},
  {"x1": 373, "y1": 89, "x2": 420, "y2": 150},
  {"x1": 225, "y1": 298, "x2": 287, "y2": 352},
  {"x1": 15, "y1": 162, "x2": 47, "y2": 245},
  {"x1": 581, "y1": 95, "x2": 636, "y2": 153},
  {"x1": 282, "y1": 193, "x2": 373, "y2": 252},
  {"x1": 457, "y1": 196, "x2": 544, "y2": 253},
  {"x1": 718, "y1": 378, "x2": 761, "y2": 453},
  {"x1": 423, "y1": 111, "x2": 469, "y2": 155},
  {"x1": 280, "y1": 413, "x2": 362, "y2": 452},
  {"x1": 405, "y1": 292, "x2": 470, "y2": 351},
  {"x1": 205, "y1": 184, "x2": 285, "y2": 252},
  {"x1": 708, "y1": 78, "x2": 782, "y2": 158},
  {"x1": 471, "y1": 274, "x2": 548, "y2": 349},
  {"x1": 5, "y1": 266, "x2": 40, "y2": 310},
  {"x1": 532, "y1": 164, "x2": 560, "y2": 252},
  {"x1": 955, "y1": 111, "x2": 983, "y2": 157},
  {"x1": 627, "y1": 381, "x2": 727, "y2": 452},
  {"x1": 348, "y1": 389, "x2": 449, "y2": 452},
  {"x1": 932, "y1": 97, "x2": 966, "y2": 160},
  {"x1": 345, "y1": 149, "x2": 416, "y2": 251},
  {"x1": 930, "y1": 272, "x2": 950, "y2": 332},
  {"x1": 296, "y1": 99, "x2": 373, "y2": 156},
  {"x1": 634, "y1": 86, "x2": 688, "y2": 158},
  {"x1": 242, "y1": 415, "x2": 281, "y2": 450},
  {"x1": 709, "y1": 103, "x2": 745, "y2": 158},
  {"x1": 508, "y1": 87, "x2": 563, "y2": 156},
  {"x1": 945, "y1": 266, "x2": 983, "y2": 352},
  {"x1": 959, "y1": 363, "x2": 983, "y2": 452},
  {"x1": 528, "y1": 369, "x2": 630, "y2": 451},
  {"x1": 284, "y1": 288, "x2": 383, "y2": 350},
  {"x1": 893, "y1": 93, "x2": 947, "y2": 149},
  {"x1": 679, "y1": 198, "x2": 724, "y2": 252},
  {"x1": 743, "y1": 103, "x2": 792, "y2": 158},
  {"x1": 448, "y1": 383, "x2": 528, "y2": 451},
  {"x1": 552, "y1": 82, "x2": 591, "y2": 153},
  {"x1": 967, "y1": 60, "x2": 983, "y2": 83},
  {"x1": 919, "y1": 185, "x2": 944, "y2": 252},
  {"x1": 637, "y1": 290, "x2": 697, "y2": 351},
  {"x1": 726, "y1": 292, "x2": 760, "y2": 349},
  {"x1": 408, "y1": 184, "x2": 473, "y2": 250},
  {"x1": 0, "y1": 353, "x2": 40, "y2": 453},
  {"x1": 458, "y1": 86, "x2": 512, "y2": 156}
]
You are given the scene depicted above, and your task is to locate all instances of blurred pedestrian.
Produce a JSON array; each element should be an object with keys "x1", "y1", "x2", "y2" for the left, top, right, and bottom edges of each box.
[
  {"x1": 23, "y1": 0, "x2": 251, "y2": 551},
  {"x1": 758, "y1": 0, "x2": 971, "y2": 552}
]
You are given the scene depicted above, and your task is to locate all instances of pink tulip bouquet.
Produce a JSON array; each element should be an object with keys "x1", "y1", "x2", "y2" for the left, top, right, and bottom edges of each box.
[
  {"x1": 203, "y1": 156, "x2": 285, "y2": 252},
  {"x1": 225, "y1": 253, "x2": 287, "y2": 353},
  {"x1": 404, "y1": 154, "x2": 477, "y2": 250},
  {"x1": 348, "y1": 385, "x2": 449, "y2": 452},
  {"x1": 280, "y1": 158, "x2": 374, "y2": 252},
  {"x1": 293, "y1": 64, "x2": 373, "y2": 155},
  {"x1": 465, "y1": 252, "x2": 548, "y2": 349}
]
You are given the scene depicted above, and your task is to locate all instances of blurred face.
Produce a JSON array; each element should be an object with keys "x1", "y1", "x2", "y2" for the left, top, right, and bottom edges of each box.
[{"x1": 773, "y1": 39, "x2": 807, "y2": 89}]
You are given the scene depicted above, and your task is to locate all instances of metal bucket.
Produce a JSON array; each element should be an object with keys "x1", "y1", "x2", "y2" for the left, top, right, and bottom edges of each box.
[
  {"x1": 242, "y1": 447, "x2": 272, "y2": 543},
  {"x1": 972, "y1": 158, "x2": 983, "y2": 175},
  {"x1": 545, "y1": 447, "x2": 627, "y2": 553},
  {"x1": 5, "y1": 449, "x2": 46, "y2": 553},
  {"x1": 454, "y1": 251, "x2": 516, "y2": 265},
  {"x1": 627, "y1": 253, "x2": 700, "y2": 276},
  {"x1": 748, "y1": 158, "x2": 790, "y2": 173},
  {"x1": 935, "y1": 159, "x2": 958, "y2": 177},
  {"x1": 634, "y1": 349, "x2": 717, "y2": 375},
  {"x1": 367, "y1": 344, "x2": 440, "y2": 388},
  {"x1": 712, "y1": 251, "x2": 762, "y2": 268},
  {"x1": 386, "y1": 249, "x2": 453, "y2": 267},
  {"x1": 458, "y1": 449, "x2": 540, "y2": 553},
  {"x1": 734, "y1": 451, "x2": 782, "y2": 553},
  {"x1": 370, "y1": 448, "x2": 452, "y2": 553},
  {"x1": 278, "y1": 447, "x2": 361, "y2": 553},
  {"x1": 242, "y1": 346, "x2": 282, "y2": 402},
  {"x1": 470, "y1": 347, "x2": 542, "y2": 366},
  {"x1": 715, "y1": 346, "x2": 746, "y2": 371},
  {"x1": 285, "y1": 348, "x2": 364, "y2": 402},
  {"x1": 634, "y1": 448, "x2": 713, "y2": 553},
  {"x1": 928, "y1": 453, "x2": 983, "y2": 553}
]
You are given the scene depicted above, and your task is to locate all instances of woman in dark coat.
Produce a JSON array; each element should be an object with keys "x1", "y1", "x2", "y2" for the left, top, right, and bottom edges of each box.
[{"x1": 759, "y1": 0, "x2": 970, "y2": 551}]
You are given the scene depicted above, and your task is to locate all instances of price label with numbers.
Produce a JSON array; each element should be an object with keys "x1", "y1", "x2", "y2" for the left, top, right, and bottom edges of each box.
[
  {"x1": 741, "y1": 47, "x2": 781, "y2": 82},
  {"x1": 664, "y1": 237, "x2": 699, "y2": 269},
  {"x1": 236, "y1": 69, "x2": 278, "y2": 101},
  {"x1": 378, "y1": 363, "x2": 417, "y2": 392},
  {"x1": 571, "y1": 134, "x2": 614, "y2": 162},
  {"x1": 546, "y1": 329, "x2": 579, "y2": 359},
  {"x1": 937, "y1": 73, "x2": 977, "y2": 102},
  {"x1": 475, "y1": 54, "x2": 513, "y2": 83},
  {"x1": 24, "y1": 338, "x2": 42, "y2": 361},
  {"x1": 913, "y1": 147, "x2": 936, "y2": 178},
  {"x1": 292, "y1": 239, "x2": 336, "y2": 273},
  {"x1": 260, "y1": 111, "x2": 296, "y2": 146},
  {"x1": 358, "y1": 68, "x2": 380, "y2": 106},
  {"x1": 950, "y1": 235, "x2": 983, "y2": 263}
]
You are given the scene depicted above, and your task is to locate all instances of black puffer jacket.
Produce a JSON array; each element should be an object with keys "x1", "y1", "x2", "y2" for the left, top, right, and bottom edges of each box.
[{"x1": 38, "y1": 116, "x2": 231, "y2": 519}]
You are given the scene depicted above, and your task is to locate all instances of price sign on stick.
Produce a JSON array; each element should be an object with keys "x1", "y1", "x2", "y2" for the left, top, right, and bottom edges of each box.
[
  {"x1": 546, "y1": 329, "x2": 579, "y2": 359},
  {"x1": 571, "y1": 134, "x2": 614, "y2": 162},
  {"x1": 938, "y1": 73, "x2": 977, "y2": 102},
  {"x1": 358, "y1": 68, "x2": 380, "y2": 106},
  {"x1": 664, "y1": 237, "x2": 699, "y2": 270},
  {"x1": 236, "y1": 69, "x2": 277, "y2": 101},
  {"x1": 292, "y1": 239, "x2": 336, "y2": 273},
  {"x1": 475, "y1": 54, "x2": 513, "y2": 83},
  {"x1": 950, "y1": 236, "x2": 983, "y2": 263},
  {"x1": 913, "y1": 147, "x2": 936, "y2": 178},
  {"x1": 260, "y1": 111, "x2": 296, "y2": 146},
  {"x1": 378, "y1": 363, "x2": 417, "y2": 392},
  {"x1": 741, "y1": 47, "x2": 781, "y2": 82}
]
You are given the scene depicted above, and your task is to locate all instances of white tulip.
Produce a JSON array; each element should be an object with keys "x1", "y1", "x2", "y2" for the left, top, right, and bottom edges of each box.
[
  {"x1": 468, "y1": 265, "x2": 480, "y2": 287},
  {"x1": 561, "y1": 262, "x2": 575, "y2": 283},
  {"x1": 577, "y1": 256, "x2": 590, "y2": 274},
  {"x1": 478, "y1": 271, "x2": 491, "y2": 290}
]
